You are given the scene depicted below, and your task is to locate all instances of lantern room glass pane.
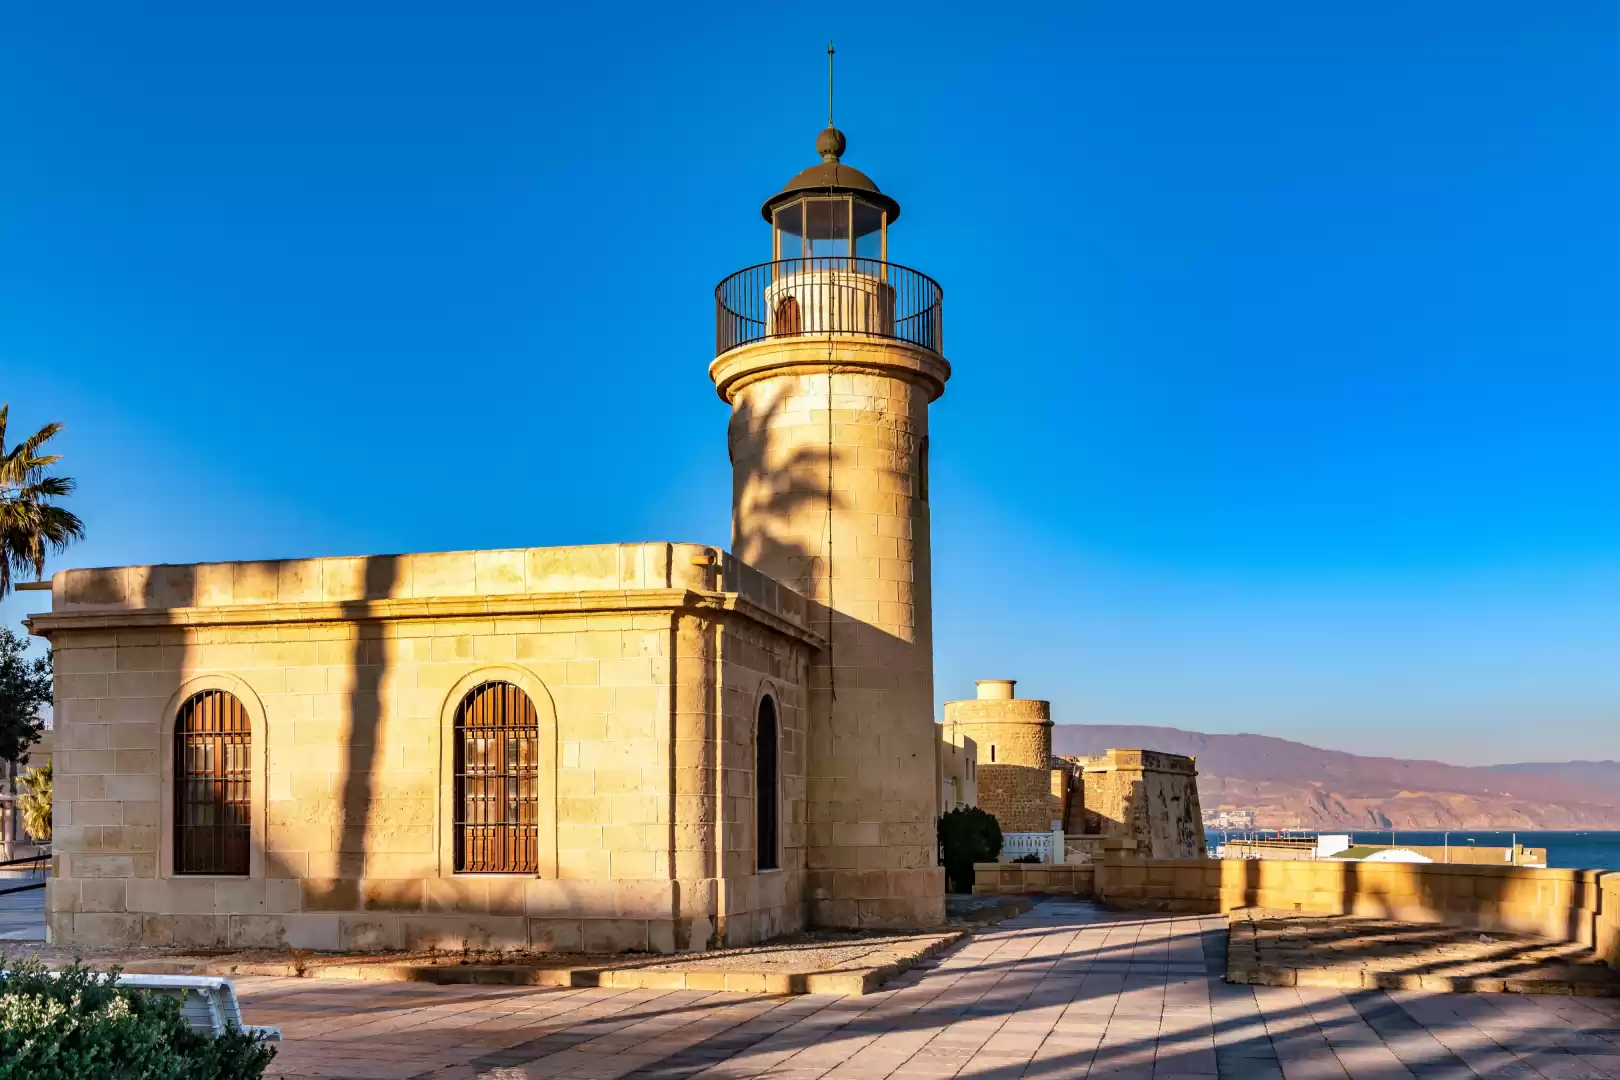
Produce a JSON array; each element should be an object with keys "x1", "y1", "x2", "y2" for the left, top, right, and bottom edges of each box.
[
  {"x1": 773, "y1": 201, "x2": 805, "y2": 261},
  {"x1": 853, "y1": 201, "x2": 884, "y2": 260},
  {"x1": 805, "y1": 197, "x2": 851, "y2": 259}
]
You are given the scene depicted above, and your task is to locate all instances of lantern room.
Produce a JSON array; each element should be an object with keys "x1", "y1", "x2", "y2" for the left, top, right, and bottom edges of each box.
[
  {"x1": 714, "y1": 124, "x2": 941, "y2": 357},
  {"x1": 763, "y1": 126, "x2": 898, "y2": 264}
]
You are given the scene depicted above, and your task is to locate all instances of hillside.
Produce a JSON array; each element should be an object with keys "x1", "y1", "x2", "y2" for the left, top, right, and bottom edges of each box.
[
  {"x1": 1052, "y1": 725, "x2": 1620, "y2": 830},
  {"x1": 1488, "y1": 761, "x2": 1620, "y2": 792}
]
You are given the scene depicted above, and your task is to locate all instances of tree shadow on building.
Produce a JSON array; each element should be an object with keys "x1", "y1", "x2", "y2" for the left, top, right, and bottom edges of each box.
[{"x1": 333, "y1": 555, "x2": 402, "y2": 930}]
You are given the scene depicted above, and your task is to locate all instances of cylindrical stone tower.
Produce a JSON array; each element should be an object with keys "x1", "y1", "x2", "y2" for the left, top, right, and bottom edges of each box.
[
  {"x1": 943, "y1": 680, "x2": 1056, "y2": 834},
  {"x1": 711, "y1": 124, "x2": 950, "y2": 928}
]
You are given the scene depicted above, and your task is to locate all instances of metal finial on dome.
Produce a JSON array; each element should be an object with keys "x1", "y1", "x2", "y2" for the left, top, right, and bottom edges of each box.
[
  {"x1": 816, "y1": 125, "x2": 846, "y2": 163},
  {"x1": 758, "y1": 45, "x2": 900, "y2": 223},
  {"x1": 827, "y1": 41, "x2": 835, "y2": 127}
]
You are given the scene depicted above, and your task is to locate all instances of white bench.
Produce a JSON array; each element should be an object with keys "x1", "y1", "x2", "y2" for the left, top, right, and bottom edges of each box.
[{"x1": 112, "y1": 975, "x2": 281, "y2": 1042}]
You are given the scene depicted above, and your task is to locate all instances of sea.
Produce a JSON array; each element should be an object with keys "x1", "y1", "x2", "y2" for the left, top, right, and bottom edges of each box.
[{"x1": 1203, "y1": 829, "x2": 1620, "y2": 871}]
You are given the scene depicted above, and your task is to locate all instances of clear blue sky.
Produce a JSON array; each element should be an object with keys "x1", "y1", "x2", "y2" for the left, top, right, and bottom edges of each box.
[{"x1": 3, "y1": 3, "x2": 1617, "y2": 766}]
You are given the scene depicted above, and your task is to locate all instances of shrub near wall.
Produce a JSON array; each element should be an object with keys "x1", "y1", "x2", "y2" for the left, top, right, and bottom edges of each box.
[
  {"x1": 938, "y1": 808, "x2": 1002, "y2": 893},
  {"x1": 0, "y1": 958, "x2": 274, "y2": 1080}
]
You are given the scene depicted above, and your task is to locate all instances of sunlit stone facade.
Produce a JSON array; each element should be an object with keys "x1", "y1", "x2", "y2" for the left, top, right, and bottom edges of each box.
[{"x1": 29, "y1": 121, "x2": 958, "y2": 950}]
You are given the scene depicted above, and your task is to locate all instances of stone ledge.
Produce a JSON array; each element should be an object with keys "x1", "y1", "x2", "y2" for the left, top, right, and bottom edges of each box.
[
  {"x1": 28, "y1": 588, "x2": 826, "y2": 650},
  {"x1": 1225, "y1": 963, "x2": 1620, "y2": 996},
  {"x1": 16, "y1": 898, "x2": 1041, "y2": 996},
  {"x1": 13, "y1": 930, "x2": 965, "y2": 997}
]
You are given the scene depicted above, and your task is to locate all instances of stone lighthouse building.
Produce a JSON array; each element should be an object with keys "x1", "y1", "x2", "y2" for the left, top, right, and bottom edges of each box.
[
  {"x1": 714, "y1": 123, "x2": 950, "y2": 927},
  {"x1": 29, "y1": 120, "x2": 948, "y2": 952}
]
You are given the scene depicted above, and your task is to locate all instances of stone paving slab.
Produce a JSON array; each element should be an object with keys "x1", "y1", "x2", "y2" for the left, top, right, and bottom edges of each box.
[
  {"x1": 163, "y1": 898, "x2": 1620, "y2": 1079},
  {"x1": 1227, "y1": 907, "x2": 1620, "y2": 995}
]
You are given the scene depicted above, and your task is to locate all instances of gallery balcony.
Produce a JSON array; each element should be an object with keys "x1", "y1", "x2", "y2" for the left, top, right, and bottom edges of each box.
[{"x1": 715, "y1": 257, "x2": 943, "y2": 359}]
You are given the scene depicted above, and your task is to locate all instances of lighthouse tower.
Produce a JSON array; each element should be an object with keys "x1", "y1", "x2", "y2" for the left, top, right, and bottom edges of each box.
[{"x1": 710, "y1": 120, "x2": 950, "y2": 927}]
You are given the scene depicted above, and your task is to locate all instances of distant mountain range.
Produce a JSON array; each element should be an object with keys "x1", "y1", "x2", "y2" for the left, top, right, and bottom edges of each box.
[{"x1": 1053, "y1": 724, "x2": 1620, "y2": 829}]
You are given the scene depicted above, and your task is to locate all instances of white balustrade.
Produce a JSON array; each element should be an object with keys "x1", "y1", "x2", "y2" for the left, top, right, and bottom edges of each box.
[{"x1": 1001, "y1": 832, "x2": 1055, "y2": 863}]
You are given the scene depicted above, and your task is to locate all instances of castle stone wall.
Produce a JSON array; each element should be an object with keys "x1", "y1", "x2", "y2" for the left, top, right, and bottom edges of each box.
[{"x1": 1078, "y1": 749, "x2": 1205, "y2": 858}]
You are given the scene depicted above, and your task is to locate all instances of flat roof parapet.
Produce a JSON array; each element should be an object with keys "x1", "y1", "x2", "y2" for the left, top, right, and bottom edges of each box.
[{"x1": 28, "y1": 541, "x2": 820, "y2": 647}]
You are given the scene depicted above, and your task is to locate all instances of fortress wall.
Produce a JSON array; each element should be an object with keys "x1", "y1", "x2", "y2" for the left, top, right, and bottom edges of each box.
[{"x1": 1078, "y1": 750, "x2": 1206, "y2": 858}]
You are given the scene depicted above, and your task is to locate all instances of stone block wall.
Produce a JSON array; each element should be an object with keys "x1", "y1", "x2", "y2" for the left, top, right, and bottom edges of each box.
[{"x1": 32, "y1": 542, "x2": 817, "y2": 953}]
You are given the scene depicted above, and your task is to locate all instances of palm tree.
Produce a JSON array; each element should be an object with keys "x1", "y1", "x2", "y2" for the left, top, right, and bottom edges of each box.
[
  {"x1": 0, "y1": 404, "x2": 84, "y2": 599},
  {"x1": 17, "y1": 759, "x2": 51, "y2": 842}
]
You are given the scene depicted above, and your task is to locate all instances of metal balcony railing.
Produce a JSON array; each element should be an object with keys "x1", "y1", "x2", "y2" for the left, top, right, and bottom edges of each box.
[{"x1": 715, "y1": 257, "x2": 943, "y2": 357}]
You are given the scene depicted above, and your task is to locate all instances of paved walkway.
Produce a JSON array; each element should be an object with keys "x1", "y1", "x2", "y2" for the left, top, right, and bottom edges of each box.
[
  {"x1": 236, "y1": 901, "x2": 1620, "y2": 1079},
  {"x1": 0, "y1": 882, "x2": 46, "y2": 941}
]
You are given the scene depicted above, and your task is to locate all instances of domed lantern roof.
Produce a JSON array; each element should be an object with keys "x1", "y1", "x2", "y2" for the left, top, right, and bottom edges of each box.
[{"x1": 760, "y1": 125, "x2": 901, "y2": 224}]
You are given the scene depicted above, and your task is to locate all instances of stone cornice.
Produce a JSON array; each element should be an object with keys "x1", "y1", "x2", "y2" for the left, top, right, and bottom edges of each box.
[
  {"x1": 26, "y1": 588, "x2": 827, "y2": 650},
  {"x1": 709, "y1": 335, "x2": 951, "y2": 403}
]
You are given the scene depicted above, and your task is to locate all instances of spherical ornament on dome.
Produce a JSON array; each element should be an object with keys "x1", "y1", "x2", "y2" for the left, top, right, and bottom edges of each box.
[{"x1": 816, "y1": 125, "x2": 846, "y2": 163}]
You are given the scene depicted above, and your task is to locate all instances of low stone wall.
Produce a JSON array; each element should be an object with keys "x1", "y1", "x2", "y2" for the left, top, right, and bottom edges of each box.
[
  {"x1": 1096, "y1": 857, "x2": 1614, "y2": 945},
  {"x1": 1095, "y1": 858, "x2": 1220, "y2": 913},
  {"x1": 1598, "y1": 874, "x2": 1620, "y2": 966},
  {"x1": 972, "y1": 863, "x2": 1094, "y2": 896},
  {"x1": 970, "y1": 854, "x2": 1620, "y2": 965}
]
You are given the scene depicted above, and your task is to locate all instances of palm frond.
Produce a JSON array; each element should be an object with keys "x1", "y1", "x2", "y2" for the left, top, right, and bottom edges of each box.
[
  {"x1": 0, "y1": 405, "x2": 82, "y2": 598},
  {"x1": 18, "y1": 475, "x2": 76, "y2": 499}
]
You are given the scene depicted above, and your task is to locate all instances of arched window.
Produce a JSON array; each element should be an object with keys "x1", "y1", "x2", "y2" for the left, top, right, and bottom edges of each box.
[
  {"x1": 174, "y1": 690, "x2": 251, "y2": 875},
  {"x1": 455, "y1": 681, "x2": 539, "y2": 874},
  {"x1": 774, "y1": 295, "x2": 801, "y2": 336},
  {"x1": 756, "y1": 696, "x2": 779, "y2": 871}
]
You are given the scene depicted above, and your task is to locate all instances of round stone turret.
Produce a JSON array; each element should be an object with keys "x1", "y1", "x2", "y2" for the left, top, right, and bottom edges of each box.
[{"x1": 943, "y1": 680, "x2": 1055, "y2": 833}]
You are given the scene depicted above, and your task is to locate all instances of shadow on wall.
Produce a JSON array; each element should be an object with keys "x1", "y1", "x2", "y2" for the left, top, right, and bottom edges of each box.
[
  {"x1": 337, "y1": 557, "x2": 402, "y2": 893},
  {"x1": 729, "y1": 386, "x2": 850, "y2": 604}
]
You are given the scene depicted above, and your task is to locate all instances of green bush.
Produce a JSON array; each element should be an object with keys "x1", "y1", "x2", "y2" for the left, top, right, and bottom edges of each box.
[
  {"x1": 0, "y1": 957, "x2": 275, "y2": 1080},
  {"x1": 937, "y1": 806, "x2": 1003, "y2": 893},
  {"x1": 1011, "y1": 853, "x2": 1042, "y2": 864}
]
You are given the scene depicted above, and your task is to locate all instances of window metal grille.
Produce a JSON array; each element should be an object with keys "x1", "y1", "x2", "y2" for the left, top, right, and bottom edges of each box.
[
  {"x1": 756, "y1": 698, "x2": 779, "y2": 871},
  {"x1": 454, "y1": 681, "x2": 539, "y2": 874},
  {"x1": 174, "y1": 690, "x2": 251, "y2": 875}
]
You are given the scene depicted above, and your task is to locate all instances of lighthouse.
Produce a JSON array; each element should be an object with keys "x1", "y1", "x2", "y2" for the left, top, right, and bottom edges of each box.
[{"x1": 710, "y1": 113, "x2": 951, "y2": 927}]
